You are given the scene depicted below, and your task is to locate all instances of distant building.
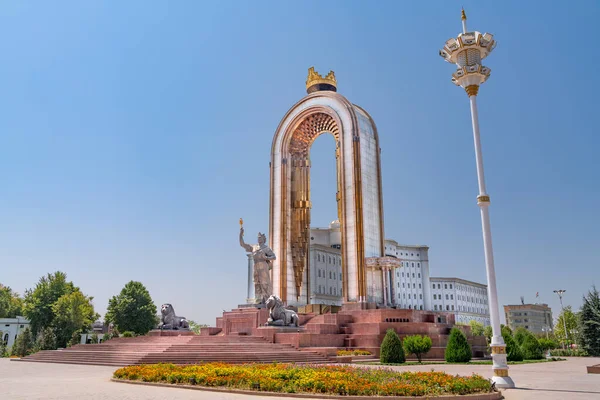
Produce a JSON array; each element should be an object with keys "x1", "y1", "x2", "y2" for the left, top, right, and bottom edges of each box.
[
  {"x1": 503, "y1": 303, "x2": 553, "y2": 334},
  {"x1": 384, "y1": 240, "x2": 431, "y2": 311},
  {"x1": 309, "y1": 220, "x2": 344, "y2": 305},
  {"x1": 0, "y1": 316, "x2": 30, "y2": 349},
  {"x1": 430, "y1": 277, "x2": 490, "y2": 326}
]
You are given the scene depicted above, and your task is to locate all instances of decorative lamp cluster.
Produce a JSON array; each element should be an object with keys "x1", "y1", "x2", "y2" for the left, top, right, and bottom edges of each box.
[{"x1": 439, "y1": 10, "x2": 496, "y2": 95}]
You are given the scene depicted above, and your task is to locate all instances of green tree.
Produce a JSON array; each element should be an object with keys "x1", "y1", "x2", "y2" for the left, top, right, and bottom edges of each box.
[
  {"x1": 380, "y1": 329, "x2": 405, "y2": 364},
  {"x1": 402, "y1": 334, "x2": 432, "y2": 363},
  {"x1": 520, "y1": 333, "x2": 543, "y2": 360},
  {"x1": 483, "y1": 325, "x2": 492, "y2": 345},
  {"x1": 105, "y1": 281, "x2": 157, "y2": 335},
  {"x1": 0, "y1": 284, "x2": 24, "y2": 318},
  {"x1": 502, "y1": 328, "x2": 523, "y2": 362},
  {"x1": 11, "y1": 327, "x2": 34, "y2": 357},
  {"x1": 513, "y1": 327, "x2": 530, "y2": 346},
  {"x1": 188, "y1": 320, "x2": 209, "y2": 335},
  {"x1": 555, "y1": 306, "x2": 578, "y2": 347},
  {"x1": 34, "y1": 326, "x2": 57, "y2": 351},
  {"x1": 23, "y1": 272, "x2": 76, "y2": 336},
  {"x1": 52, "y1": 290, "x2": 99, "y2": 348},
  {"x1": 445, "y1": 328, "x2": 472, "y2": 363},
  {"x1": 468, "y1": 320, "x2": 484, "y2": 336},
  {"x1": 579, "y1": 286, "x2": 600, "y2": 356},
  {"x1": 538, "y1": 338, "x2": 559, "y2": 352}
]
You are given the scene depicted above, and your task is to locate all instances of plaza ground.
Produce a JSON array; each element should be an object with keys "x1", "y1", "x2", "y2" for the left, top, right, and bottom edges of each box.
[{"x1": 0, "y1": 357, "x2": 598, "y2": 399}]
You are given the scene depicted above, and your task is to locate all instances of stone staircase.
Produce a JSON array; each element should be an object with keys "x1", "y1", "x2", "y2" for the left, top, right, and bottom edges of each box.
[{"x1": 19, "y1": 335, "x2": 331, "y2": 367}]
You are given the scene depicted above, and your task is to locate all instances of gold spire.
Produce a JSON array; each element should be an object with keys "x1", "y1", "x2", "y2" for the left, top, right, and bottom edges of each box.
[
  {"x1": 305, "y1": 67, "x2": 337, "y2": 90},
  {"x1": 461, "y1": 8, "x2": 467, "y2": 21}
]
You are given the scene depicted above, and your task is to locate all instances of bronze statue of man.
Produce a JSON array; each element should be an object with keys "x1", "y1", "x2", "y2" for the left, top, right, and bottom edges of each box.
[{"x1": 239, "y1": 226, "x2": 276, "y2": 304}]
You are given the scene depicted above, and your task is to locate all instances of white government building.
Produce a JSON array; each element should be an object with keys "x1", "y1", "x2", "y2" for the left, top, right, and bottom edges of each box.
[
  {"x1": 243, "y1": 220, "x2": 491, "y2": 326},
  {"x1": 430, "y1": 277, "x2": 490, "y2": 326},
  {"x1": 278, "y1": 220, "x2": 490, "y2": 326}
]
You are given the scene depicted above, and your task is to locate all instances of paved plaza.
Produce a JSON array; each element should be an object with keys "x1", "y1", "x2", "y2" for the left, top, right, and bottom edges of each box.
[{"x1": 0, "y1": 358, "x2": 598, "y2": 399}]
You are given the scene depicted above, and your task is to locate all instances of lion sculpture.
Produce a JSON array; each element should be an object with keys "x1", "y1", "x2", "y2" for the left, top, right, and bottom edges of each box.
[
  {"x1": 265, "y1": 295, "x2": 299, "y2": 327},
  {"x1": 158, "y1": 303, "x2": 189, "y2": 330}
]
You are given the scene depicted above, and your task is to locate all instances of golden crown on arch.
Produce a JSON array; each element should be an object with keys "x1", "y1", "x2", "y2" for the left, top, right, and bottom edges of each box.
[{"x1": 306, "y1": 67, "x2": 337, "y2": 90}]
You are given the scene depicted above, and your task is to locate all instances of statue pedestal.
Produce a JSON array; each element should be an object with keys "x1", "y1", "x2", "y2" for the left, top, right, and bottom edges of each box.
[
  {"x1": 238, "y1": 303, "x2": 266, "y2": 309},
  {"x1": 148, "y1": 329, "x2": 195, "y2": 337}
]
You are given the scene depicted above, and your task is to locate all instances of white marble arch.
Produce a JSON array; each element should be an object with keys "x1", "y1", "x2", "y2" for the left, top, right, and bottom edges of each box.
[{"x1": 269, "y1": 91, "x2": 385, "y2": 306}]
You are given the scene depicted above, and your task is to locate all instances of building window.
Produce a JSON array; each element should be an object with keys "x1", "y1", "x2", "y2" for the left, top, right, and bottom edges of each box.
[
  {"x1": 419, "y1": 305, "x2": 423, "y2": 310},
  {"x1": 412, "y1": 262, "x2": 414, "y2": 267},
  {"x1": 413, "y1": 283, "x2": 416, "y2": 288},
  {"x1": 446, "y1": 305, "x2": 450, "y2": 311},
  {"x1": 438, "y1": 284, "x2": 441, "y2": 289},
  {"x1": 418, "y1": 273, "x2": 421, "y2": 278},
  {"x1": 446, "y1": 294, "x2": 449, "y2": 300},
  {"x1": 402, "y1": 272, "x2": 404, "y2": 277},
  {"x1": 452, "y1": 305, "x2": 455, "y2": 311},
  {"x1": 397, "y1": 282, "x2": 400, "y2": 288},
  {"x1": 412, "y1": 273, "x2": 415, "y2": 278},
  {"x1": 445, "y1": 284, "x2": 448, "y2": 289},
  {"x1": 419, "y1": 294, "x2": 422, "y2": 299},
  {"x1": 434, "y1": 305, "x2": 438, "y2": 310},
  {"x1": 433, "y1": 294, "x2": 437, "y2": 300},
  {"x1": 403, "y1": 294, "x2": 406, "y2": 299},
  {"x1": 450, "y1": 295, "x2": 453, "y2": 300},
  {"x1": 339, "y1": 273, "x2": 342, "y2": 280},
  {"x1": 403, "y1": 283, "x2": 405, "y2": 288},
  {"x1": 419, "y1": 284, "x2": 422, "y2": 289},
  {"x1": 450, "y1": 284, "x2": 453, "y2": 289},
  {"x1": 318, "y1": 270, "x2": 321, "y2": 278},
  {"x1": 417, "y1": 263, "x2": 420, "y2": 268},
  {"x1": 414, "y1": 294, "x2": 417, "y2": 299}
]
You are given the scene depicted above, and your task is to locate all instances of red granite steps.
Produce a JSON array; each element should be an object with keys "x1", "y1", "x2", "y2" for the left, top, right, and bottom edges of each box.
[{"x1": 19, "y1": 335, "x2": 331, "y2": 366}]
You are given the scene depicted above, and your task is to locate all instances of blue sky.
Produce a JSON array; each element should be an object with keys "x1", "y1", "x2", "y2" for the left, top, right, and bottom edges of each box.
[{"x1": 1, "y1": 1, "x2": 598, "y2": 325}]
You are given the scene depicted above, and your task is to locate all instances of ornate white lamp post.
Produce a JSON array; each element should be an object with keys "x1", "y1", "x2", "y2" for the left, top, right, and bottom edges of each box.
[
  {"x1": 553, "y1": 289, "x2": 568, "y2": 348},
  {"x1": 439, "y1": 10, "x2": 514, "y2": 388}
]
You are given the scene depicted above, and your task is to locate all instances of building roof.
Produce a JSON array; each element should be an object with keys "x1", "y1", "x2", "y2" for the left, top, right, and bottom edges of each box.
[
  {"x1": 429, "y1": 277, "x2": 487, "y2": 288},
  {"x1": 384, "y1": 239, "x2": 429, "y2": 249}
]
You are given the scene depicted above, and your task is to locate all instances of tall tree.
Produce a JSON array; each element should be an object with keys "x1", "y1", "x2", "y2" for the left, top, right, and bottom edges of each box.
[
  {"x1": 579, "y1": 286, "x2": 600, "y2": 356},
  {"x1": 105, "y1": 281, "x2": 157, "y2": 335},
  {"x1": 0, "y1": 284, "x2": 24, "y2": 318},
  {"x1": 52, "y1": 290, "x2": 99, "y2": 348},
  {"x1": 23, "y1": 272, "x2": 76, "y2": 335},
  {"x1": 554, "y1": 306, "x2": 578, "y2": 347},
  {"x1": 468, "y1": 320, "x2": 484, "y2": 336}
]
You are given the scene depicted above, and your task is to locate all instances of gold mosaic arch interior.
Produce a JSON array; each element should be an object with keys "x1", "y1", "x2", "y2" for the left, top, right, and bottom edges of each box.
[{"x1": 286, "y1": 112, "x2": 342, "y2": 300}]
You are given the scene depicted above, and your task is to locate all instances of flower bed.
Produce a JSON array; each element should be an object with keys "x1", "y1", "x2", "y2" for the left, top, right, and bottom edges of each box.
[
  {"x1": 336, "y1": 349, "x2": 372, "y2": 356},
  {"x1": 113, "y1": 363, "x2": 494, "y2": 397}
]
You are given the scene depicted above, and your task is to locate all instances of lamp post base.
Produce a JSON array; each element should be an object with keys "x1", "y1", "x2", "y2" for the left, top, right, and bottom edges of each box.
[{"x1": 492, "y1": 375, "x2": 515, "y2": 389}]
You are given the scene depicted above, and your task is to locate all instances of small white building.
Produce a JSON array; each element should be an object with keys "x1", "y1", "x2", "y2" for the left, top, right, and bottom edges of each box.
[
  {"x1": 430, "y1": 277, "x2": 490, "y2": 326},
  {"x1": 0, "y1": 316, "x2": 30, "y2": 350}
]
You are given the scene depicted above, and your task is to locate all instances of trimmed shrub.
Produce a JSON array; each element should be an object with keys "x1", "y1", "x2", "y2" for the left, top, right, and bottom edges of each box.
[
  {"x1": 90, "y1": 333, "x2": 99, "y2": 344},
  {"x1": 102, "y1": 333, "x2": 111, "y2": 342},
  {"x1": 549, "y1": 348, "x2": 589, "y2": 357},
  {"x1": 502, "y1": 330, "x2": 523, "y2": 362},
  {"x1": 403, "y1": 335, "x2": 433, "y2": 363},
  {"x1": 538, "y1": 338, "x2": 558, "y2": 352},
  {"x1": 521, "y1": 334, "x2": 543, "y2": 360},
  {"x1": 445, "y1": 328, "x2": 472, "y2": 363},
  {"x1": 0, "y1": 341, "x2": 8, "y2": 358},
  {"x1": 380, "y1": 329, "x2": 405, "y2": 364},
  {"x1": 122, "y1": 331, "x2": 135, "y2": 338}
]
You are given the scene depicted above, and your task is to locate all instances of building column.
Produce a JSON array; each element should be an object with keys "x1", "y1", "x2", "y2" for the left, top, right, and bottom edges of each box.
[{"x1": 382, "y1": 267, "x2": 388, "y2": 306}]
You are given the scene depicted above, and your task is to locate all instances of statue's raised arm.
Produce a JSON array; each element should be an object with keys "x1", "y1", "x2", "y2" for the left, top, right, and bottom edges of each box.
[{"x1": 239, "y1": 227, "x2": 253, "y2": 253}]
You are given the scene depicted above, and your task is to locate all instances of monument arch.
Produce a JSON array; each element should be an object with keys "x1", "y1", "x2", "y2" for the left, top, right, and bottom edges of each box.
[{"x1": 269, "y1": 68, "x2": 387, "y2": 306}]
